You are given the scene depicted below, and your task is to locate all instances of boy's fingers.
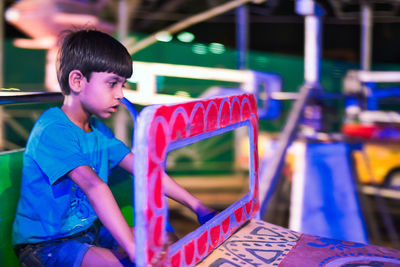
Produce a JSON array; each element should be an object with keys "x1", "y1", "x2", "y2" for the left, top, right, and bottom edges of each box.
[{"x1": 149, "y1": 245, "x2": 168, "y2": 266}]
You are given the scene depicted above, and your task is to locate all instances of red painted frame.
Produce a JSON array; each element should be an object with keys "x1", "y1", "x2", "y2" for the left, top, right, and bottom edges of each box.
[{"x1": 133, "y1": 93, "x2": 259, "y2": 266}]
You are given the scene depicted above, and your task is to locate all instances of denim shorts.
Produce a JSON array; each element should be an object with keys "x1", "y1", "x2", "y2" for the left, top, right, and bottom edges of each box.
[{"x1": 14, "y1": 223, "x2": 134, "y2": 267}]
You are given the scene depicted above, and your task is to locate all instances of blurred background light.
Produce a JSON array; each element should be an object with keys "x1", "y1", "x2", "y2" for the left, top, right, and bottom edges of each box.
[
  {"x1": 208, "y1": 42, "x2": 225, "y2": 54},
  {"x1": 175, "y1": 90, "x2": 191, "y2": 98},
  {"x1": 256, "y1": 56, "x2": 269, "y2": 64},
  {"x1": 192, "y1": 43, "x2": 208, "y2": 55},
  {"x1": 155, "y1": 31, "x2": 173, "y2": 42},
  {"x1": 5, "y1": 8, "x2": 20, "y2": 22},
  {"x1": 177, "y1": 32, "x2": 195, "y2": 43}
]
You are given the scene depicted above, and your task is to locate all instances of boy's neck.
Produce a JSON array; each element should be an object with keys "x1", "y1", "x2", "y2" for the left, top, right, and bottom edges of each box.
[{"x1": 61, "y1": 101, "x2": 92, "y2": 133}]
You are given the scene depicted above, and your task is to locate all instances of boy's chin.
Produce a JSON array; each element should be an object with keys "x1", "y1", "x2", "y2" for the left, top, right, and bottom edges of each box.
[{"x1": 97, "y1": 112, "x2": 113, "y2": 119}]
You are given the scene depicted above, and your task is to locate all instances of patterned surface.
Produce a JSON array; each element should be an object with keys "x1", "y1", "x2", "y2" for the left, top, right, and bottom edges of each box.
[
  {"x1": 198, "y1": 219, "x2": 300, "y2": 266},
  {"x1": 199, "y1": 219, "x2": 400, "y2": 267},
  {"x1": 133, "y1": 94, "x2": 259, "y2": 266},
  {"x1": 281, "y1": 234, "x2": 400, "y2": 267}
]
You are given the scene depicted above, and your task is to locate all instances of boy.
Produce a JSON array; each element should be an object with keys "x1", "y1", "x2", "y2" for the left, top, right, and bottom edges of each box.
[{"x1": 12, "y1": 29, "x2": 215, "y2": 266}]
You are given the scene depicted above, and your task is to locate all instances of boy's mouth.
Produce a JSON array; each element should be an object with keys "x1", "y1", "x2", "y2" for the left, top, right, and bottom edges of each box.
[{"x1": 110, "y1": 104, "x2": 120, "y2": 113}]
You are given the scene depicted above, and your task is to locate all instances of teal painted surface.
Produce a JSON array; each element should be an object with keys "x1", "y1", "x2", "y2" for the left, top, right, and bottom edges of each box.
[
  {"x1": 109, "y1": 168, "x2": 135, "y2": 226},
  {"x1": 0, "y1": 149, "x2": 24, "y2": 267},
  {"x1": 4, "y1": 40, "x2": 46, "y2": 90}
]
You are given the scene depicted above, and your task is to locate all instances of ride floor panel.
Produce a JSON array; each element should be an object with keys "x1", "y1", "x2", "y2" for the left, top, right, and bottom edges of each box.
[{"x1": 197, "y1": 219, "x2": 400, "y2": 266}]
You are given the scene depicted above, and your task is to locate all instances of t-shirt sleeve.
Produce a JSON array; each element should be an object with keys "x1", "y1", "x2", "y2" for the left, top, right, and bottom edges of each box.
[
  {"x1": 106, "y1": 136, "x2": 131, "y2": 169},
  {"x1": 33, "y1": 123, "x2": 90, "y2": 185},
  {"x1": 92, "y1": 118, "x2": 131, "y2": 169}
]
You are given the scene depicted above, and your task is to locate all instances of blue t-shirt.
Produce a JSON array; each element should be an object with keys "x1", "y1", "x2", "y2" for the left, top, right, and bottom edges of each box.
[{"x1": 12, "y1": 107, "x2": 131, "y2": 245}]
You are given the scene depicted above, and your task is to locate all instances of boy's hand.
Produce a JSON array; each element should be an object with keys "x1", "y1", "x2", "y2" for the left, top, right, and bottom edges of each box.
[
  {"x1": 195, "y1": 205, "x2": 218, "y2": 225},
  {"x1": 149, "y1": 244, "x2": 168, "y2": 267}
]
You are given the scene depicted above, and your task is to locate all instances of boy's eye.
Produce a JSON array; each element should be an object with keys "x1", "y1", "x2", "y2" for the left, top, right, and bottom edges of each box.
[{"x1": 108, "y1": 81, "x2": 117, "y2": 87}]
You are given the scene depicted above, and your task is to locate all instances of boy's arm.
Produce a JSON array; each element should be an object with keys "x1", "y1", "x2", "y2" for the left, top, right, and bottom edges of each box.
[
  {"x1": 68, "y1": 165, "x2": 135, "y2": 262},
  {"x1": 118, "y1": 152, "x2": 134, "y2": 173},
  {"x1": 118, "y1": 153, "x2": 216, "y2": 223},
  {"x1": 162, "y1": 174, "x2": 216, "y2": 222}
]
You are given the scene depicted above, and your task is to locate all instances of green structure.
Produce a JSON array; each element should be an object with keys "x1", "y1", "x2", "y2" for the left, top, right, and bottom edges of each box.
[{"x1": 0, "y1": 149, "x2": 23, "y2": 266}]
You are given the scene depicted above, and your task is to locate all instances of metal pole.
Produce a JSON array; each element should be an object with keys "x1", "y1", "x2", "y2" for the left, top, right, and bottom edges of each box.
[
  {"x1": 304, "y1": 14, "x2": 321, "y2": 85},
  {"x1": 234, "y1": 5, "x2": 249, "y2": 173},
  {"x1": 259, "y1": 83, "x2": 313, "y2": 217},
  {"x1": 260, "y1": 0, "x2": 323, "y2": 218},
  {"x1": 236, "y1": 5, "x2": 248, "y2": 70},
  {"x1": 118, "y1": 0, "x2": 128, "y2": 41},
  {"x1": 115, "y1": 0, "x2": 130, "y2": 146},
  {"x1": 361, "y1": 1, "x2": 372, "y2": 70}
]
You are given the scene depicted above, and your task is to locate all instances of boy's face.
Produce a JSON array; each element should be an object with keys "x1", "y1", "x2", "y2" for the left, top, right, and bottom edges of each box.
[{"x1": 79, "y1": 72, "x2": 126, "y2": 119}]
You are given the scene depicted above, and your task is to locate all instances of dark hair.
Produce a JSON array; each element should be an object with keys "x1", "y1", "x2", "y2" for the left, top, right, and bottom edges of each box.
[{"x1": 56, "y1": 29, "x2": 133, "y2": 95}]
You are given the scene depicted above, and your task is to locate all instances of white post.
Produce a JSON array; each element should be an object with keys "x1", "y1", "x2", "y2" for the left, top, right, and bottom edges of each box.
[
  {"x1": 115, "y1": 0, "x2": 130, "y2": 146},
  {"x1": 304, "y1": 14, "x2": 321, "y2": 85},
  {"x1": 236, "y1": 5, "x2": 248, "y2": 70},
  {"x1": 361, "y1": 2, "x2": 372, "y2": 71},
  {"x1": 118, "y1": 0, "x2": 128, "y2": 41}
]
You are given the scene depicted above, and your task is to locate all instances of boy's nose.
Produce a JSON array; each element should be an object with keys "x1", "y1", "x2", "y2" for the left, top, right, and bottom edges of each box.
[{"x1": 114, "y1": 87, "x2": 124, "y2": 100}]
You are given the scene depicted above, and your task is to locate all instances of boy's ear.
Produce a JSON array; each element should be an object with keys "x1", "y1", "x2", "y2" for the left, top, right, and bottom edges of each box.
[{"x1": 69, "y1": 70, "x2": 84, "y2": 93}]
